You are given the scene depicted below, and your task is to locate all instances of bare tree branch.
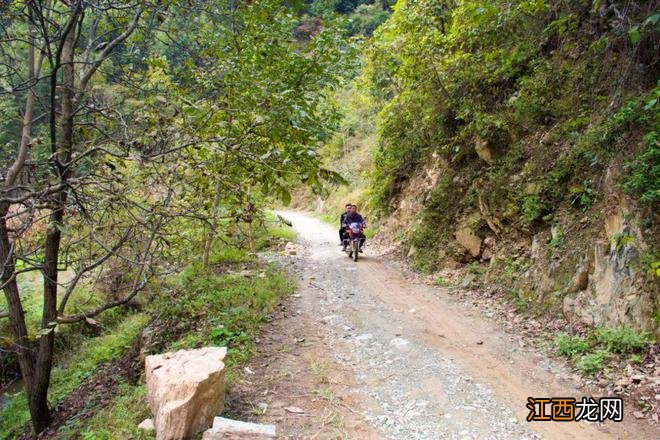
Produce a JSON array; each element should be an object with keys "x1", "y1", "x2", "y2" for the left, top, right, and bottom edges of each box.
[
  {"x1": 75, "y1": 8, "x2": 143, "y2": 102},
  {"x1": 57, "y1": 228, "x2": 132, "y2": 315}
]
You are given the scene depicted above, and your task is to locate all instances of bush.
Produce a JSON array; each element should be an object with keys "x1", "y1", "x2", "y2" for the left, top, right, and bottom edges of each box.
[
  {"x1": 576, "y1": 350, "x2": 608, "y2": 375},
  {"x1": 555, "y1": 333, "x2": 590, "y2": 357},
  {"x1": 594, "y1": 327, "x2": 651, "y2": 354},
  {"x1": 520, "y1": 195, "x2": 546, "y2": 224},
  {"x1": 623, "y1": 128, "x2": 659, "y2": 204}
]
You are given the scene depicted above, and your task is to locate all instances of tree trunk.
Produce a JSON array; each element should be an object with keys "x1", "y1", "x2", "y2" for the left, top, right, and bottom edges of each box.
[
  {"x1": 202, "y1": 181, "x2": 223, "y2": 269},
  {"x1": 0, "y1": 208, "x2": 37, "y2": 400},
  {"x1": 0, "y1": 18, "x2": 48, "y2": 434},
  {"x1": 28, "y1": 12, "x2": 77, "y2": 434}
]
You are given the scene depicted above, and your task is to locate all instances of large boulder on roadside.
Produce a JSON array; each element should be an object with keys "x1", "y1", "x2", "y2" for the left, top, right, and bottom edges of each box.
[
  {"x1": 202, "y1": 417, "x2": 277, "y2": 439},
  {"x1": 145, "y1": 347, "x2": 227, "y2": 440}
]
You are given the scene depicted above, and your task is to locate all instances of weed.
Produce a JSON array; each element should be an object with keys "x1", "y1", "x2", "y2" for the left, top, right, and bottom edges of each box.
[
  {"x1": 594, "y1": 327, "x2": 651, "y2": 354},
  {"x1": 509, "y1": 288, "x2": 531, "y2": 313},
  {"x1": 313, "y1": 387, "x2": 337, "y2": 403},
  {"x1": 546, "y1": 226, "x2": 565, "y2": 249},
  {"x1": 71, "y1": 384, "x2": 150, "y2": 440},
  {"x1": 520, "y1": 195, "x2": 546, "y2": 224},
  {"x1": 467, "y1": 261, "x2": 485, "y2": 275},
  {"x1": 576, "y1": 350, "x2": 609, "y2": 375},
  {"x1": 569, "y1": 181, "x2": 597, "y2": 211},
  {"x1": 433, "y1": 277, "x2": 454, "y2": 287},
  {"x1": 622, "y1": 126, "x2": 659, "y2": 204},
  {"x1": 611, "y1": 231, "x2": 635, "y2": 252},
  {"x1": 311, "y1": 361, "x2": 330, "y2": 385},
  {"x1": 555, "y1": 333, "x2": 590, "y2": 357}
]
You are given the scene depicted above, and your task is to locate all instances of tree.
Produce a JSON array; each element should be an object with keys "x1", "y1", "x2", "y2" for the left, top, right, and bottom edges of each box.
[
  {"x1": 144, "y1": 1, "x2": 355, "y2": 267},
  {"x1": 0, "y1": 1, "x2": 355, "y2": 434},
  {"x1": 0, "y1": 1, "x2": 166, "y2": 433}
]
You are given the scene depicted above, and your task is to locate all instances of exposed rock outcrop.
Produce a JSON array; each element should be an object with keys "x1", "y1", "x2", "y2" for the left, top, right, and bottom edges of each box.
[
  {"x1": 475, "y1": 138, "x2": 494, "y2": 165},
  {"x1": 455, "y1": 222, "x2": 482, "y2": 258},
  {"x1": 563, "y1": 209, "x2": 655, "y2": 331}
]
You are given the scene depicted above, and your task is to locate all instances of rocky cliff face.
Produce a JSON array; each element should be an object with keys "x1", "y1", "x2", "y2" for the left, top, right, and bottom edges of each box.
[{"x1": 372, "y1": 155, "x2": 658, "y2": 335}]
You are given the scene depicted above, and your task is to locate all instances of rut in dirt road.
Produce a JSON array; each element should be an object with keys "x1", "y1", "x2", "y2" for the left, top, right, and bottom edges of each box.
[{"x1": 258, "y1": 211, "x2": 656, "y2": 440}]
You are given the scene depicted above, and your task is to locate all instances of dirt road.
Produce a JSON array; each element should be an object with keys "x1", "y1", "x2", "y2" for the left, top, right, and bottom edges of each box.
[{"x1": 228, "y1": 211, "x2": 657, "y2": 439}]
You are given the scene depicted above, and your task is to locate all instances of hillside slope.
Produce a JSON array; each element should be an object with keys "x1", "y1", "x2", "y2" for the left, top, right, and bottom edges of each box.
[{"x1": 312, "y1": 0, "x2": 659, "y2": 334}]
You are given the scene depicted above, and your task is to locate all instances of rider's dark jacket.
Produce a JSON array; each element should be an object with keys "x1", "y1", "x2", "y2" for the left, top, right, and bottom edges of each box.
[
  {"x1": 343, "y1": 212, "x2": 364, "y2": 226},
  {"x1": 340, "y1": 212, "x2": 348, "y2": 226}
]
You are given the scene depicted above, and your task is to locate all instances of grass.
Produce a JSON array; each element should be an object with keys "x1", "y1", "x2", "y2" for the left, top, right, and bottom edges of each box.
[
  {"x1": 555, "y1": 333, "x2": 590, "y2": 357},
  {"x1": 73, "y1": 384, "x2": 151, "y2": 440},
  {"x1": 260, "y1": 211, "x2": 297, "y2": 244},
  {"x1": 0, "y1": 271, "x2": 43, "y2": 337},
  {"x1": 63, "y1": 220, "x2": 296, "y2": 438},
  {"x1": 0, "y1": 313, "x2": 149, "y2": 439},
  {"x1": 594, "y1": 326, "x2": 651, "y2": 354},
  {"x1": 164, "y1": 261, "x2": 294, "y2": 370},
  {"x1": 433, "y1": 277, "x2": 454, "y2": 287},
  {"x1": 576, "y1": 350, "x2": 609, "y2": 375},
  {"x1": 554, "y1": 326, "x2": 652, "y2": 375}
]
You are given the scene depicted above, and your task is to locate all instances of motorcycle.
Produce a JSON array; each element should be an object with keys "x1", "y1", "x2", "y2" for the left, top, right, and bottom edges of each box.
[{"x1": 343, "y1": 222, "x2": 365, "y2": 262}]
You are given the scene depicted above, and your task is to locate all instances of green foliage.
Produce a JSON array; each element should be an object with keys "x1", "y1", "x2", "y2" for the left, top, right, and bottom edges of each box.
[
  {"x1": 569, "y1": 181, "x2": 597, "y2": 211},
  {"x1": 355, "y1": 0, "x2": 659, "y2": 261},
  {"x1": 551, "y1": 326, "x2": 652, "y2": 377},
  {"x1": 520, "y1": 195, "x2": 546, "y2": 224},
  {"x1": 555, "y1": 333, "x2": 590, "y2": 357},
  {"x1": 611, "y1": 231, "x2": 635, "y2": 252},
  {"x1": 0, "y1": 314, "x2": 149, "y2": 439},
  {"x1": 576, "y1": 350, "x2": 608, "y2": 375},
  {"x1": 467, "y1": 261, "x2": 485, "y2": 275},
  {"x1": 158, "y1": 256, "x2": 294, "y2": 369},
  {"x1": 433, "y1": 277, "x2": 454, "y2": 287},
  {"x1": 346, "y1": 3, "x2": 390, "y2": 36},
  {"x1": 594, "y1": 327, "x2": 651, "y2": 354},
  {"x1": 66, "y1": 384, "x2": 151, "y2": 440},
  {"x1": 622, "y1": 126, "x2": 659, "y2": 204},
  {"x1": 509, "y1": 288, "x2": 531, "y2": 312}
]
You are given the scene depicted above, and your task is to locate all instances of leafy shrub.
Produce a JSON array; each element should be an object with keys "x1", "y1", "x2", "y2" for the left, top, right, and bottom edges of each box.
[
  {"x1": 509, "y1": 288, "x2": 530, "y2": 312},
  {"x1": 569, "y1": 181, "x2": 597, "y2": 211},
  {"x1": 622, "y1": 128, "x2": 659, "y2": 204},
  {"x1": 520, "y1": 195, "x2": 546, "y2": 223},
  {"x1": 576, "y1": 350, "x2": 608, "y2": 375},
  {"x1": 555, "y1": 333, "x2": 590, "y2": 357},
  {"x1": 594, "y1": 327, "x2": 651, "y2": 354}
]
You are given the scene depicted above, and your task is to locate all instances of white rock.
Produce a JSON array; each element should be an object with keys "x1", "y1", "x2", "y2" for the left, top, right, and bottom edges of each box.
[
  {"x1": 137, "y1": 418, "x2": 155, "y2": 432},
  {"x1": 390, "y1": 337, "x2": 410, "y2": 348},
  {"x1": 145, "y1": 347, "x2": 227, "y2": 440},
  {"x1": 202, "y1": 417, "x2": 276, "y2": 439}
]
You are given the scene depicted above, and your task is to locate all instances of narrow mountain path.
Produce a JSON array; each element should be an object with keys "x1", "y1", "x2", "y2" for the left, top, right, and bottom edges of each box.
[{"x1": 227, "y1": 211, "x2": 657, "y2": 439}]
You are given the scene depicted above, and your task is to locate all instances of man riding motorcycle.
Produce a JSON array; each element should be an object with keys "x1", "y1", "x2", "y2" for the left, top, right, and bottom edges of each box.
[{"x1": 342, "y1": 204, "x2": 366, "y2": 252}]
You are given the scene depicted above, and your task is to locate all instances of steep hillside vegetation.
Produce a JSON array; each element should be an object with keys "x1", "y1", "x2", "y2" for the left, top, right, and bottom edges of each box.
[{"x1": 316, "y1": 0, "x2": 659, "y2": 333}]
